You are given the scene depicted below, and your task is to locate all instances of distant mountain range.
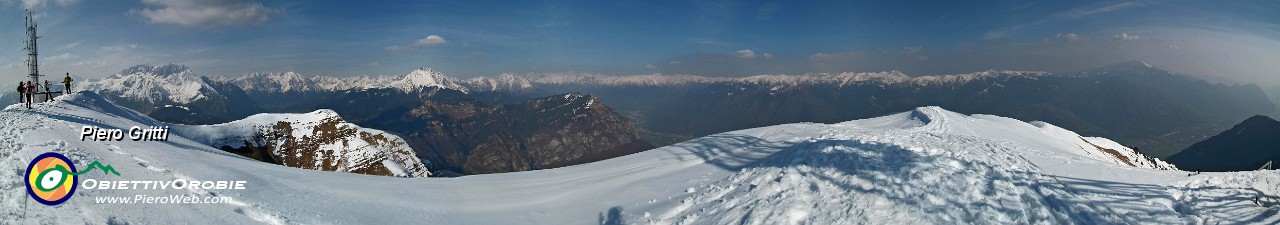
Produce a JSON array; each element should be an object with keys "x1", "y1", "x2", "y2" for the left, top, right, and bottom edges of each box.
[{"x1": 1166, "y1": 115, "x2": 1280, "y2": 172}]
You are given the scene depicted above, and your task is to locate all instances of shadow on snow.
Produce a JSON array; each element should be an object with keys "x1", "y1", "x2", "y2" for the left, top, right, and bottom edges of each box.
[{"x1": 600, "y1": 133, "x2": 1280, "y2": 224}]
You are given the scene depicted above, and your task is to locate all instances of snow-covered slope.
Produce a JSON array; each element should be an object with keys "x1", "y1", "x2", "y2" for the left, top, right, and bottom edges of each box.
[
  {"x1": 2, "y1": 94, "x2": 1277, "y2": 224},
  {"x1": 171, "y1": 109, "x2": 432, "y2": 178}
]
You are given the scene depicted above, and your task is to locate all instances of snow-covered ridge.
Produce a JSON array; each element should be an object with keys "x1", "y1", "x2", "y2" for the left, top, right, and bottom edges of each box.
[
  {"x1": 1030, "y1": 121, "x2": 1176, "y2": 170},
  {"x1": 77, "y1": 64, "x2": 226, "y2": 104},
  {"x1": 224, "y1": 71, "x2": 318, "y2": 93},
  {"x1": 464, "y1": 73, "x2": 534, "y2": 92},
  {"x1": 210, "y1": 67, "x2": 472, "y2": 94},
  {"x1": 856, "y1": 106, "x2": 1177, "y2": 170},
  {"x1": 172, "y1": 109, "x2": 432, "y2": 177}
]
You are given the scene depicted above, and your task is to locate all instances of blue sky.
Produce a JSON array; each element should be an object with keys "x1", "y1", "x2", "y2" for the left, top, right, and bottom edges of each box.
[{"x1": 0, "y1": 0, "x2": 1278, "y2": 86}]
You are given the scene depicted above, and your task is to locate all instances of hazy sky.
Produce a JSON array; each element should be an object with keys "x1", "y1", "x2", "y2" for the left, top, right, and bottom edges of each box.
[{"x1": 0, "y1": 0, "x2": 1278, "y2": 86}]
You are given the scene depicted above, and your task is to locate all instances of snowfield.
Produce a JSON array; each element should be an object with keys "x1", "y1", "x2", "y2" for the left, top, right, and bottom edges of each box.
[{"x1": 1, "y1": 92, "x2": 1278, "y2": 224}]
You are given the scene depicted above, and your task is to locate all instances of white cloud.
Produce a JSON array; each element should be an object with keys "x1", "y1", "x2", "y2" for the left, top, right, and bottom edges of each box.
[
  {"x1": 1114, "y1": 33, "x2": 1140, "y2": 41},
  {"x1": 809, "y1": 51, "x2": 870, "y2": 62},
  {"x1": 42, "y1": 53, "x2": 75, "y2": 62},
  {"x1": 669, "y1": 60, "x2": 684, "y2": 65},
  {"x1": 101, "y1": 43, "x2": 139, "y2": 51},
  {"x1": 983, "y1": 31, "x2": 1007, "y2": 40},
  {"x1": 73, "y1": 61, "x2": 109, "y2": 67},
  {"x1": 1055, "y1": 33, "x2": 1081, "y2": 42},
  {"x1": 903, "y1": 46, "x2": 924, "y2": 54},
  {"x1": 986, "y1": 2, "x2": 1142, "y2": 40},
  {"x1": 385, "y1": 45, "x2": 408, "y2": 52},
  {"x1": 367, "y1": 61, "x2": 381, "y2": 67},
  {"x1": 736, "y1": 49, "x2": 757, "y2": 59},
  {"x1": 464, "y1": 52, "x2": 487, "y2": 60},
  {"x1": 134, "y1": 0, "x2": 280, "y2": 27},
  {"x1": 693, "y1": 39, "x2": 732, "y2": 46},
  {"x1": 762, "y1": 53, "x2": 774, "y2": 60},
  {"x1": 1056, "y1": 2, "x2": 1142, "y2": 20},
  {"x1": 387, "y1": 34, "x2": 448, "y2": 52},
  {"x1": 414, "y1": 35, "x2": 447, "y2": 46},
  {"x1": 56, "y1": 41, "x2": 82, "y2": 51},
  {"x1": 645, "y1": 64, "x2": 656, "y2": 69},
  {"x1": 19, "y1": 0, "x2": 79, "y2": 9},
  {"x1": 899, "y1": 47, "x2": 928, "y2": 60}
]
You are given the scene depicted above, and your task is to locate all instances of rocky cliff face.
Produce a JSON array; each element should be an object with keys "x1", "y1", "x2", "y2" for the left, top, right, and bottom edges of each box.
[
  {"x1": 374, "y1": 93, "x2": 653, "y2": 175},
  {"x1": 173, "y1": 110, "x2": 433, "y2": 177}
]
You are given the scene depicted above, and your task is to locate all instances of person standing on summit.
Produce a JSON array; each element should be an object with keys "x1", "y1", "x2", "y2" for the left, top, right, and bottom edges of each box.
[
  {"x1": 43, "y1": 80, "x2": 51, "y2": 102},
  {"x1": 24, "y1": 81, "x2": 33, "y2": 109},
  {"x1": 62, "y1": 72, "x2": 72, "y2": 94},
  {"x1": 15, "y1": 82, "x2": 23, "y2": 104}
]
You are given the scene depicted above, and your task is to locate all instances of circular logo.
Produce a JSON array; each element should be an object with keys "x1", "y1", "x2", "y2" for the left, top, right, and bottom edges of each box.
[{"x1": 25, "y1": 152, "x2": 78, "y2": 205}]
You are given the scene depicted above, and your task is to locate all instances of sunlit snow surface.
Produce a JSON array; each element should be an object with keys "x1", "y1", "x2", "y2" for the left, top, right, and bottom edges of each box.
[{"x1": 1, "y1": 92, "x2": 1278, "y2": 224}]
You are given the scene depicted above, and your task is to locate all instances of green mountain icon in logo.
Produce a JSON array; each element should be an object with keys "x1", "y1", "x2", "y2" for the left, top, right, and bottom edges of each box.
[{"x1": 51, "y1": 161, "x2": 121, "y2": 176}]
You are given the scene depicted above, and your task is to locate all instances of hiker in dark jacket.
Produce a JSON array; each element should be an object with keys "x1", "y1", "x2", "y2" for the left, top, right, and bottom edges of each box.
[
  {"x1": 43, "y1": 80, "x2": 51, "y2": 102},
  {"x1": 62, "y1": 73, "x2": 72, "y2": 94},
  {"x1": 24, "y1": 81, "x2": 33, "y2": 109},
  {"x1": 16, "y1": 82, "x2": 23, "y2": 104}
]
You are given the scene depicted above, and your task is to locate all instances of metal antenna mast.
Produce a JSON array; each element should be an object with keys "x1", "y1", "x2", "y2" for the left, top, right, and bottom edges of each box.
[{"x1": 24, "y1": 10, "x2": 40, "y2": 85}]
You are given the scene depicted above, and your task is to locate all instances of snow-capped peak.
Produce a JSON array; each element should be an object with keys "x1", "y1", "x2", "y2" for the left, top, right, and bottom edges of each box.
[
  {"x1": 395, "y1": 68, "x2": 470, "y2": 93},
  {"x1": 77, "y1": 64, "x2": 225, "y2": 104}
]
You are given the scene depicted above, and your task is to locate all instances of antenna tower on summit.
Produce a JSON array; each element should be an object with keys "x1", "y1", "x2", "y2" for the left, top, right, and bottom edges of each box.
[{"x1": 24, "y1": 10, "x2": 41, "y2": 84}]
